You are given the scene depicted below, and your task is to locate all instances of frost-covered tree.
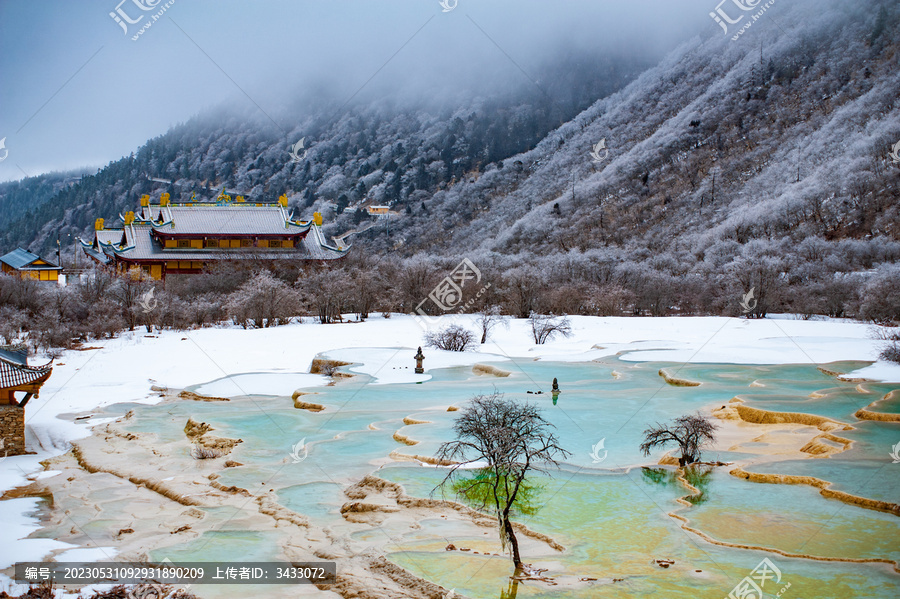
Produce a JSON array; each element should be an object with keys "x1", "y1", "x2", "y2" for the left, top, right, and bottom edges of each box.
[
  {"x1": 476, "y1": 305, "x2": 507, "y2": 344},
  {"x1": 425, "y1": 324, "x2": 476, "y2": 352},
  {"x1": 302, "y1": 270, "x2": 344, "y2": 324},
  {"x1": 529, "y1": 312, "x2": 572, "y2": 345},
  {"x1": 860, "y1": 264, "x2": 900, "y2": 324},
  {"x1": 226, "y1": 270, "x2": 299, "y2": 328}
]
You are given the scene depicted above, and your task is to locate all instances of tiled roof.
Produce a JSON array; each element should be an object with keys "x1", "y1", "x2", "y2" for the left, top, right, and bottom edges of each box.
[
  {"x1": 91, "y1": 222, "x2": 348, "y2": 262},
  {"x1": 305, "y1": 224, "x2": 349, "y2": 257},
  {"x1": 0, "y1": 247, "x2": 60, "y2": 270},
  {"x1": 96, "y1": 230, "x2": 127, "y2": 247},
  {"x1": 0, "y1": 345, "x2": 27, "y2": 365},
  {"x1": 80, "y1": 245, "x2": 111, "y2": 265},
  {"x1": 141, "y1": 205, "x2": 311, "y2": 236},
  {"x1": 0, "y1": 354, "x2": 52, "y2": 390}
]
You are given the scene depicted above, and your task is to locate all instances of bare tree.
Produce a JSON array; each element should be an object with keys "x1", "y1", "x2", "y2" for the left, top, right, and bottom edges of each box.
[
  {"x1": 348, "y1": 269, "x2": 379, "y2": 321},
  {"x1": 477, "y1": 305, "x2": 507, "y2": 344},
  {"x1": 75, "y1": 266, "x2": 116, "y2": 306},
  {"x1": 502, "y1": 266, "x2": 544, "y2": 318},
  {"x1": 396, "y1": 260, "x2": 439, "y2": 314},
  {"x1": 728, "y1": 257, "x2": 783, "y2": 319},
  {"x1": 529, "y1": 312, "x2": 572, "y2": 344},
  {"x1": 880, "y1": 337, "x2": 900, "y2": 364},
  {"x1": 302, "y1": 270, "x2": 344, "y2": 324},
  {"x1": 639, "y1": 413, "x2": 718, "y2": 467},
  {"x1": 108, "y1": 266, "x2": 154, "y2": 331},
  {"x1": 424, "y1": 324, "x2": 476, "y2": 352},
  {"x1": 435, "y1": 393, "x2": 570, "y2": 571},
  {"x1": 0, "y1": 306, "x2": 28, "y2": 344},
  {"x1": 594, "y1": 284, "x2": 635, "y2": 316},
  {"x1": 84, "y1": 298, "x2": 126, "y2": 340},
  {"x1": 873, "y1": 326, "x2": 900, "y2": 364},
  {"x1": 860, "y1": 263, "x2": 900, "y2": 324},
  {"x1": 0, "y1": 273, "x2": 43, "y2": 312},
  {"x1": 226, "y1": 270, "x2": 299, "y2": 328}
]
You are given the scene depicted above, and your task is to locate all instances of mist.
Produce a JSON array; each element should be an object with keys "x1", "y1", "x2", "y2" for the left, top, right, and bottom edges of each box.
[{"x1": 0, "y1": 0, "x2": 718, "y2": 182}]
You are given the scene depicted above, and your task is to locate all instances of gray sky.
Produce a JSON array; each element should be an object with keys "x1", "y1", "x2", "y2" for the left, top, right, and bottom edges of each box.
[{"x1": 0, "y1": 0, "x2": 715, "y2": 182}]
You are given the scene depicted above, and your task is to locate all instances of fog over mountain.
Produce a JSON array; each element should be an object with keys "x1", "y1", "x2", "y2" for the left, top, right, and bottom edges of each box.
[{"x1": 0, "y1": 0, "x2": 709, "y2": 181}]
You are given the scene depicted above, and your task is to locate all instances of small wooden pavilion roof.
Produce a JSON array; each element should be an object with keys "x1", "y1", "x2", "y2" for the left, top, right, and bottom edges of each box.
[{"x1": 0, "y1": 345, "x2": 52, "y2": 392}]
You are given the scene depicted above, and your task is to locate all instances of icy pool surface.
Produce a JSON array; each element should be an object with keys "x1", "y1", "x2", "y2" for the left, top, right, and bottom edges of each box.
[{"x1": 115, "y1": 353, "x2": 898, "y2": 598}]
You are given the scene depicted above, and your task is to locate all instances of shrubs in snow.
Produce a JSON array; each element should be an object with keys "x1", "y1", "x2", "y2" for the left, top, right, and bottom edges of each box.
[
  {"x1": 425, "y1": 325, "x2": 476, "y2": 352},
  {"x1": 529, "y1": 312, "x2": 572, "y2": 345}
]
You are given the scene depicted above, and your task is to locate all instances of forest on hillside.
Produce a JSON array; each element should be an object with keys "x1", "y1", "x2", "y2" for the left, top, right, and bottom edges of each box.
[{"x1": 0, "y1": 48, "x2": 647, "y2": 257}]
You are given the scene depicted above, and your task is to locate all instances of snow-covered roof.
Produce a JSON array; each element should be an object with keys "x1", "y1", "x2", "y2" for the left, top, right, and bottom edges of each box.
[
  {"x1": 0, "y1": 345, "x2": 27, "y2": 365},
  {"x1": 80, "y1": 202, "x2": 350, "y2": 269},
  {"x1": 0, "y1": 247, "x2": 61, "y2": 270},
  {"x1": 0, "y1": 346, "x2": 52, "y2": 391},
  {"x1": 89, "y1": 222, "x2": 348, "y2": 262},
  {"x1": 140, "y1": 204, "x2": 311, "y2": 236}
]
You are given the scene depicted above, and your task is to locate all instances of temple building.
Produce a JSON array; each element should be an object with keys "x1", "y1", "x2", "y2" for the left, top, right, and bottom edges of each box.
[
  {"x1": 0, "y1": 247, "x2": 62, "y2": 282},
  {"x1": 80, "y1": 193, "x2": 349, "y2": 280},
  {"x1": 0, "y1": 345, "x2": 52, "y2": 457}
]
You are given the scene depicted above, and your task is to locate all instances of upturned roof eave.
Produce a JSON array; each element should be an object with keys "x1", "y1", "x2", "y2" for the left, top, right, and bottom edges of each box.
[{"x1": 0, "y1": 353, "x2": 53, "y2": 374}]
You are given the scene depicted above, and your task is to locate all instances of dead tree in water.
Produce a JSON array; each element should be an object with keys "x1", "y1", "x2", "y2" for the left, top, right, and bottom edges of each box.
[
  {"x1": 435, "y1": 392, "x2": 570, "y2": 571},
  {"x1": 640, "y1": 413, "x2": 718, "y2": 467}
]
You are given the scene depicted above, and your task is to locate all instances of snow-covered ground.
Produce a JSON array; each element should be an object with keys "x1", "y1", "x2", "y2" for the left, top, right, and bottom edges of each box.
[{"x1": 2, "y1": 313, "x2": 898, "y2": 575}]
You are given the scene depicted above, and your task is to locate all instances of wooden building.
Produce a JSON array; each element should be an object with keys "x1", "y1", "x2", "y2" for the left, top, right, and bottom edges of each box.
[
  {"x1": 367, "y1": 205, "x2": 391, "y2": 216},
  {"x1": 0, "y1": 248, "x2": 62, "y2": 282},
  {"x1": 0, "y1": 345, "x2": 53, "y2": 457},
  {"x1": 80, "y1": 193, "x2": 350, "y2": 280}
]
